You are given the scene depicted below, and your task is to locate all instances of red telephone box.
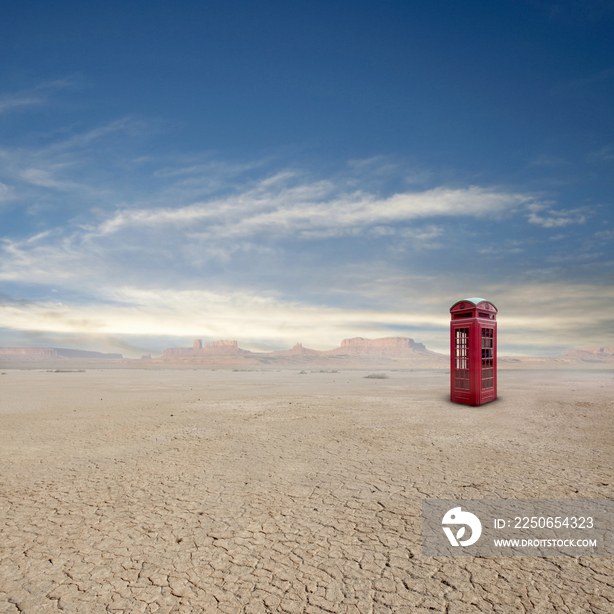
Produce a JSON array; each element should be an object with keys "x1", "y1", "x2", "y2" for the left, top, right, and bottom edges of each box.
[{"x1": 450, "y1": 297, "x2": 497, "y2": 406}]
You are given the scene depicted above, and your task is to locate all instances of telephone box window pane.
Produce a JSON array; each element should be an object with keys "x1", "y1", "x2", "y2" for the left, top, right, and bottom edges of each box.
[
  {"x1": 481, "y1": 328, "x2": 494, "y2": 389},
  {"x1": 454, "y1": 328, "x2": 470, "y2": 389}
]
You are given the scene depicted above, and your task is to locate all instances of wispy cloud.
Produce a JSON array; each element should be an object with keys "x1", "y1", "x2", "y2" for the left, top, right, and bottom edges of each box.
[
  {"x1": 587, "y1": 145, "x2": 614, "y2": 163},
  {"x1": 487, "y1": 282, "x2": 614, "y2": 352},
  {"x1": 526, "y1": 203, "x2": 589, "y2": 227},
  {"x1": 0, "y1": 182, "x2": 14, "y2": 202},
  {"x1": 0, "y1": 79, "x2": 73, "y2": 115},
  {"x1": 94, "y1": 178, "x2": 532, "y2": 239},
  {"x1": 44, "y1": 117, "x2": 148, "y2": 153},
  {"x1": 0, "y1": 95, "x2": 42, "y2": 115},
  {"x1": 0, "y1": 116, "x2": 150, "y2": 206},
  {"x1": 530, "y1": 154, "x2": 568, "y2": 167},
  {"x1": 20, "y1": 168, "x2": 81, "y2": 190},
  {"x1": 0, "y1": 168, "x2": 542, "y2": 293},
  {"x1": 594, "y1": 228, "x2": 614, "y2": 243}
]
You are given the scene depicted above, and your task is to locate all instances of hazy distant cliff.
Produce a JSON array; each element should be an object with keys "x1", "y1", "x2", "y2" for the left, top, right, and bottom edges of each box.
[
  {"x1": 0, "y1": 347, "x2": 59, "y2": 358},
  {"x1": 0, "y1": 347, "x2": 122, "y2": 360},
  {"x1": 156, "y1": 336, "x2": 445, "y2": 367},
  {"x1": 163, "y1": 340, "x2": 245, "y2": 357},
  {"x1": 2, "y1": 339, "x2": 611, "y2": 369},
  {"x1": 162, "y1": 336, "x2": 433, "y2": 359},
  {"x1": 327, "y1": 337, "x2": 431, "y2": 355},
  {"x1": 561, "y1": 347, "x2": 614, "y2": 362},
  {"x1": 270, "y1": 343, "x2": 320, "y2": 356}
]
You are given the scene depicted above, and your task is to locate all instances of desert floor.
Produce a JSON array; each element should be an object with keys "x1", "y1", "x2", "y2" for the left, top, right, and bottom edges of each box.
[{"x1": 1, "y1": 368, "x2": 613, "y2": 614}]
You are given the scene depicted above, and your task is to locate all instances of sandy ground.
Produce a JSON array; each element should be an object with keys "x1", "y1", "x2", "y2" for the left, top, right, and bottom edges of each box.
[{"x1": 0, "y1": 368, "x2": 613, "y2": 614}]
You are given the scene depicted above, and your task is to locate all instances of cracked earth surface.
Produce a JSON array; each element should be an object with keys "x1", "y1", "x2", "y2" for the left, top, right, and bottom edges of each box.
[{"x1": 1, "y1": 369, "x2": 613, "y2": 613}]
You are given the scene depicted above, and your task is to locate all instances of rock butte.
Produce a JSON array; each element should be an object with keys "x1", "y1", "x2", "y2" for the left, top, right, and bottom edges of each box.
[{"x1": 163, "y1": 340, "x2": 243, "y2": 357}]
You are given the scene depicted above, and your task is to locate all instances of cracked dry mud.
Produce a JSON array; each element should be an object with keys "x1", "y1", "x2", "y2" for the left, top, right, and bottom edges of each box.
[{"x1": 1, "y1": 369, "x2": 612, "y2": 613}]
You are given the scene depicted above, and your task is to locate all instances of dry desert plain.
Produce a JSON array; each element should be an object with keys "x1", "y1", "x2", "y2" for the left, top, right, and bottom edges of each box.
[{"x1": 1, "y1": 367, "x2": 613, "y2": 614}]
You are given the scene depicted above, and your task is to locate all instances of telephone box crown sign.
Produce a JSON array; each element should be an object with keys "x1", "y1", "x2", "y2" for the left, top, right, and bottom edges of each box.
[{"x1": 450, "y1": 298, "x2": 497, "y2": 312}]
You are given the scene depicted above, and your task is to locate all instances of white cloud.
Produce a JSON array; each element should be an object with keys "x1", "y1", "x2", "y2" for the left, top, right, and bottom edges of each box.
[
  {"x1": 526, "y1": 203, "x2": 589, "y2": 227},
  {"x1": 0, "y1": 170, "x2": 540, "y2": 291},
  {"x1": 93, "y1": 180, "x2": 531, "y2": 240},
  {"x1": 488, "y1": 282, "x2": 614, "y2": 354},
  {"x1": 0, "y1": 230, "x2": 89, "y2": 283},
  {"x1": 20, "y1": 168, "x2": 80, "y2": 190},
  {"x1": 595, "y1": 228, "x2": 614, "y2": 241},
  {"x1": 0, "y1": 286, "x2": 449, "y2": 352}
]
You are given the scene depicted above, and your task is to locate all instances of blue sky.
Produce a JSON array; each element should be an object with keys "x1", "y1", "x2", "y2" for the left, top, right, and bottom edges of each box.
[{"x1": 1, "y1": 0, "x2": 613, "y2": 357}]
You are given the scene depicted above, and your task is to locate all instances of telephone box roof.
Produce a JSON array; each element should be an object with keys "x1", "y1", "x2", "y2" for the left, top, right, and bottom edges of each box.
[{"x1": 450, "y1": 297, "x2": 498, "y2": 310}]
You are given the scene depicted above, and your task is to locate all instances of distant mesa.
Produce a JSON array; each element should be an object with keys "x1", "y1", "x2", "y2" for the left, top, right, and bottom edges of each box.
[
  {"x1": 0, "y1": 347, "x2": 122, "y2": 360},
  {"x1": 271, "y1": 342, "x2": 320, "y2": 356},
  {"x1": 52, "y1": 348, "x2": 123, "y2": 359},
  {"x1": 0, "y1": 347, "x2": 59, "y2": 359},
  {"x1": 328, "y1": 337, "x2": 432, "y2": 356},
  {"x1": 498, "y1": 345, "x2": 614, "y2": 367},
  {"x1": 141, "y1": 354, "x2": 152, "y2": 360},
  {"x1": 163, "y1": 340, "x2": 244, "y2": 357},
  {"x1": 561, "y1": 346, "x2": 614, "y2": 362}
]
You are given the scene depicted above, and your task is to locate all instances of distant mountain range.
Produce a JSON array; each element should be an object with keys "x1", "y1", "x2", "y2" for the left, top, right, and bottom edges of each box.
[
  {"x1": 562, "y1": 346, "x2": 614, "y2": 362},
  {"x1": 1, "y1": 339, "x2": 613, "y2": 368},
  {"x1": 157, "y1": 337, "x2": 446, "y2": 367},
  {"x1": 0, "y1": 347, "x2": 123, "y2": 360},
  {"x1": 163, "y1": 336, "x2": 439, "y2": 357}
]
